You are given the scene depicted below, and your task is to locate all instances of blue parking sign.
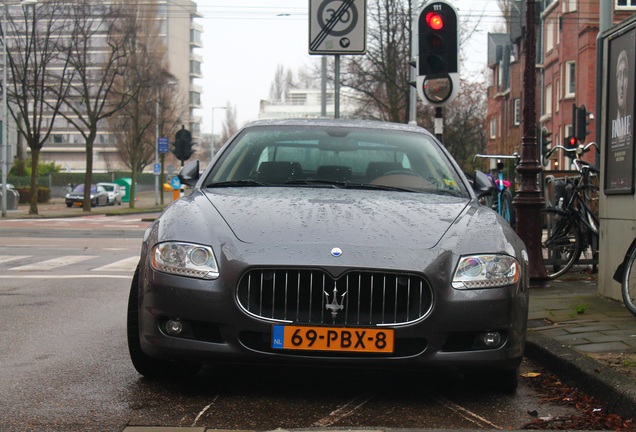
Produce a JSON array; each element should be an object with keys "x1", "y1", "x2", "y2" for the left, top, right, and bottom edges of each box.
[
  {"x1": 153, "y1": 163, "x2": 161, "y2": 175},
  {"x1": 158, "y1": 137, "x2": 169, "y2": 154}
]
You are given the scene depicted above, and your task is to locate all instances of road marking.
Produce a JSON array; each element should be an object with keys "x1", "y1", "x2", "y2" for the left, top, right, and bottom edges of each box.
[
  {"x1": 434, "y1": 396, "x2": 502, "y2": 429},
  {"x1": 312, "y1": 394, "x2": 373, "y2": 427},
  {"x1": 191, "y1": 395, "x2": 219, "y2": 427},
  {"x1": 0, "y1": 255, "x2": 30, "y2": 264},
  {"x1": 0, "y1": 274, "x2": 131, "y2": 279},
  {"x1": 11, "y1": 255, "x2": 98, "y2": 271},
  {"x1": 92, "y1": 256, "x2": 138, "y2": 272}
]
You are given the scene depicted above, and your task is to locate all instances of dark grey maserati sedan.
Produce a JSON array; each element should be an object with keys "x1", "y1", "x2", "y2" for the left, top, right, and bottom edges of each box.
[{"x1": 127, "y1": 119, "x2": 528, "y2": 392}]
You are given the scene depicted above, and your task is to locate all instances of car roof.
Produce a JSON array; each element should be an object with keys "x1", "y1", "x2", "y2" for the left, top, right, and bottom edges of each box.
[{"x1": 242, "y1": 118, "x2": 431, "y2": 135}]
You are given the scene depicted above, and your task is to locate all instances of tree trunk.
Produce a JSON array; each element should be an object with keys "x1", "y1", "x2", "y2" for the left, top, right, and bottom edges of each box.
[{"x1": 28, "y1": 149, "x2": 39, "y2": 215}]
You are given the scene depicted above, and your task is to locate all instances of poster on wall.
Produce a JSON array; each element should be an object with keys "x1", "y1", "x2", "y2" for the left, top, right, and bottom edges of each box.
[{"x1": 605, "y1": 26, "x2": 636, "y2": 195}]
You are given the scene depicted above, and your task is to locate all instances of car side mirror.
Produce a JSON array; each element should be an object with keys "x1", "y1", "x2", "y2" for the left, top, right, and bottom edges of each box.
[
  {"x1": 473, "y1": 170, "x2": 494, "y2": 198},
  {"x1": 178, "y1": 160, "x2": 200, "y2": 186}
]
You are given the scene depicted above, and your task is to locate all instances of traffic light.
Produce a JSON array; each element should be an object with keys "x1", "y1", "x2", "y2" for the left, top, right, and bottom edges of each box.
[
  {"x1": 172, "y1": 126, "x2": 194, "y2": 164},
  {"x1": 576, "y1": 104, "x2": 592, "y2": 142},
  {"x1": 418, "y1": 1, "x2": 458, "y2": 77},
  {"x1": 565, "y1": 135, "x2": 579, "y2": 150},
  {"x1": 415, "y1": 1, "x2": 459, "y2": 106},
  {"x1": 541, "y1": 127, "x2": 552, "y2": 166}
]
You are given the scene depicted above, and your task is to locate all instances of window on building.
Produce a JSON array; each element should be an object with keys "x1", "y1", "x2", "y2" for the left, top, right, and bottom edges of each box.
[
  {"x1": 555, "y1": 78, "x2": 561, "y2": 112},
  {"x1": 616, "y1": 0, "x2": 636, "y2": 9},
  {"x1": 568, "y1": 0, "x2": 577, "y2": 11},
  {"x1": 513, "y1": 99, "x2": 521, "y2": 126},
  {"x1": 490, "y1": 117, "x2": 497, "y2": 139},
  {"x1": 545, "y1": 20, "x2": 554, "y2": 53},
  {"x1": 565, "y1": 61, "x2": 575, "y2": 97},
  {"x1": 544, "y1": 84, "x2": 553, "y2": 117}
]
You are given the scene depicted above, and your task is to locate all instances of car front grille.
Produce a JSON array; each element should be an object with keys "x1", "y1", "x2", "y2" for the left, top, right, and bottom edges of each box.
[{"x1": 237, "y1": 269, "x2": 433, "y2": 326}]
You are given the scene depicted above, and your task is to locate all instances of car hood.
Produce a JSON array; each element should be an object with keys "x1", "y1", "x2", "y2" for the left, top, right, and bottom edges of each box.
[{"x1": 201, "y1": 188, "x2": 468, "y2": 249}]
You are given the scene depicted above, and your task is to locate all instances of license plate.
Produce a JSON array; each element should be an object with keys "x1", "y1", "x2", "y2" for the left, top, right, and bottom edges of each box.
[
  {"x1": 272, "y1": 325, "x2": 394, "y2": 353},
  {"x1": 73, "y1": 202, "x2": 82, "y2": 207}
]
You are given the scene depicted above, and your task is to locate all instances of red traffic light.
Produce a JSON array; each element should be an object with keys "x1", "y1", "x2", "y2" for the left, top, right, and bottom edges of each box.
[
  {"x1": 569, "y1": 136, "x2": 578, "y2": 147},
  {"x1": 426, "y1": 12, "x2": 444, "y2": 30}
]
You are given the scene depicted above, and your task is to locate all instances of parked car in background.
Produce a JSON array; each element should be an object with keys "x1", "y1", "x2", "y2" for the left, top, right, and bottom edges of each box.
[
  {"x1": 65, "y1": 184, "x2": 108, "y2": 207},
  {"x1": 97, "y1": 182, "x2": 123, "y2": 206},
  {"x1": 127, "y1": 119, "x2": 529, "y2": 392}
]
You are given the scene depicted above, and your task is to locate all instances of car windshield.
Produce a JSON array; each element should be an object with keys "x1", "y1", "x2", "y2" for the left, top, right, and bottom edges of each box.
[
  {"x1": 100, "y1": 185, "x2": 115, "y2": 192},
  {"x1": 203, "y1": 125, "x2": 468, "y2": 196},
  {"x1": 72, "y1": 184, "x2": 98, "y2": 193}
]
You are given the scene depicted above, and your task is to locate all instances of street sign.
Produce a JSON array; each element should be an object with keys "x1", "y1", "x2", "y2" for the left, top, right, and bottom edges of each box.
[
  {"x1": 158, "y1": 137, "x2": 169, "y2": 154},
  {"x1": 170, "y1": 176, "x2": 181, "y2": 190},
  {"x1": 309, "y1": 0, "x2": 366, "y2": 55},
  {"x1": 153, "y1": 163, "x2": 161, "y2": 175}
]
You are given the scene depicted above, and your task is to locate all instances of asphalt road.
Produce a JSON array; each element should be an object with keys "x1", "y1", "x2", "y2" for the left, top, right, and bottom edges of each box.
[{"x1": 0, "y1": 216, "x2": 583, "y2": 431}]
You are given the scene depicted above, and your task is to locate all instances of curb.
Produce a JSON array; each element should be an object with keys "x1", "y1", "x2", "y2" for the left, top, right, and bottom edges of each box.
[{"x1": 525, "y1": 331, "x2": 636, "y2": 420}]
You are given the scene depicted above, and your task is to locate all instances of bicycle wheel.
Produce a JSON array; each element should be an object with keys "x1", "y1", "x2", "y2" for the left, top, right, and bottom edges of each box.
[
  {"x1": 621, "y1": 250, "x2": 636, "y2": 316},
  {"x1": 500, "y1": 189, "x2": 516, "y2": 228},
  {"x1": 541, "y1": 208, "x2": 581, "y2": 279}
]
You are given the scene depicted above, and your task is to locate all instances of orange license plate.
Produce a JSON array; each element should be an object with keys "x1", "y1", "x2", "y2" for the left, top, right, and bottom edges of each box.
[{"x1": 272, "y1": 325, "x2": 394, "y2": 353}]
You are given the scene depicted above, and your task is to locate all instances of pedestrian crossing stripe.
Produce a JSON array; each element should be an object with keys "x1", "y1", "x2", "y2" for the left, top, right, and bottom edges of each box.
[
  {"x1": 92, "y1": 256, "x2": 139, "y2": 272},
  {"x1": 0, "y1": 254, "x2": 138, "y2": 273},
  {"x1": 0, "y1": 255, "x2": 30, "y2": 264},
  {"x1": 11, "y1": 255, "x2": 98, "y2": 271}
]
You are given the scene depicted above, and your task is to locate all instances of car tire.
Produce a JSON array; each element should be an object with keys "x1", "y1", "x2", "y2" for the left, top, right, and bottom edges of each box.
[
  {"x1": 66, "y1": 203, "x2": 72, "y2": 208},
  {"x1": 464, "y1": 367, "x2": 519, "y2": 394},
  {"x1": 127, "y1": 266, "x2": 202, "y2": 379}
]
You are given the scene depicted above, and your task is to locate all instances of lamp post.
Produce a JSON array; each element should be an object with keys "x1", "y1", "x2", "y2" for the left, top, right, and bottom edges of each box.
[
  {"x1": 210, "y1": 106, "x2": 226, "y2": 162},
  {"x1": 1, "y1": 0, "x2": 36, "y2": 217}
]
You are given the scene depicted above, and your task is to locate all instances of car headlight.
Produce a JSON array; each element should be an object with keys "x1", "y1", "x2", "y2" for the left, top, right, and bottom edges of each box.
[
  {"x1": 151, "y1": 242, "x2": 219, "y2": 280},
  {"x1": 452, "y1": 254, "x2": 520, "y2": 289}
]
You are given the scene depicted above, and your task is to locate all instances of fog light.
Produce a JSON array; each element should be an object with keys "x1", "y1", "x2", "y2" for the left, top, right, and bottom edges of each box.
[
  {"x1": 165, "y1": 319, "x2": 183, "y2": 335},
  {"x1": 483, "y1": 332, "x2": 502, "y2": 347}
]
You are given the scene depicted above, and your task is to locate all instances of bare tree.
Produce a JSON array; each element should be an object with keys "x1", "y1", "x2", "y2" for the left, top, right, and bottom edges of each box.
[
  {"x1": 269, "y1": 65, "x2": 294, "y2": 102},
  {"x1": 108, "y1": 0, "x2": 166, "y2": 209},
  {"x1": 55, "y1": 0, "x2": 135, "y2": 212},
  {"x1": 341, "y1": 0, "x2": 415, "y2": 123},
  {"x1": 219, "y1": 103, "x2": 238, "y2": 146},
  {"x1": 4, "y1": 0, "x2": 72, "y2": 215}
]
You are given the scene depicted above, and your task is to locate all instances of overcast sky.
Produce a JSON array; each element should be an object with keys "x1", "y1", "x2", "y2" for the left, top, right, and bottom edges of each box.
[{"x1": 194, "y1": 0, "x2": 504, "y2": 132}]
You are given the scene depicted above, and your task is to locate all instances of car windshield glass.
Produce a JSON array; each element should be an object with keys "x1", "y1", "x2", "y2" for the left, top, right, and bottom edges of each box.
[
  {"x1": 203, "y1": 125, "x2": 468, "y2": 196},
  {"x1": 101, "y1": 185, "x2": 114, "y2": 192}
]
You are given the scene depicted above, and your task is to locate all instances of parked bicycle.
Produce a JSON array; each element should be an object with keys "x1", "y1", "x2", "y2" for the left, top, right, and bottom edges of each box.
[
  {"x1": 541, "y1": 142, "x2": 599, "y2": 279},
  {"x1": 473, "y1": 153, "x2": 519, "y2": 228}
]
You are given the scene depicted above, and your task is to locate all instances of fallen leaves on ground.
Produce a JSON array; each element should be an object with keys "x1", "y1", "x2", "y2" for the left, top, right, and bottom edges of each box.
[{"x1": 521, "y1": 366, "x2": 634, "y2": 430}]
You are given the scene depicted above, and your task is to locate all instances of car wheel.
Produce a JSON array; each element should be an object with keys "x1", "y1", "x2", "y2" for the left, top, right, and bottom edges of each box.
[
  {"x1": 464, "y1": 367, "x2": 519, "y2": 394},
  {"x1": 127, "y1": 266, "x2": 202, "y2": 379},
  {"x1": 66, "y1": 203, "x2": 72, "y2": 208}
]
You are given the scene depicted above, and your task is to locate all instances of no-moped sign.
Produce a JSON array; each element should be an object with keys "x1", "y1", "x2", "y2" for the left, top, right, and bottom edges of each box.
[{"x1": 309, "y1": 0, "x2": 366, "y2": 55}]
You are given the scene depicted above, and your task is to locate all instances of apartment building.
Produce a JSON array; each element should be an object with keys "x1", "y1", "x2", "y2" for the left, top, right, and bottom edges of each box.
[{"x1": 22, "y1": 0, "x2": 203, "y2": 173}]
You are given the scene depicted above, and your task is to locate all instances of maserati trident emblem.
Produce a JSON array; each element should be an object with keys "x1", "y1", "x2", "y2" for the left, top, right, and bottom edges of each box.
[{"x1": 324, "y1": 286, "x2": 346, "y2": 321}]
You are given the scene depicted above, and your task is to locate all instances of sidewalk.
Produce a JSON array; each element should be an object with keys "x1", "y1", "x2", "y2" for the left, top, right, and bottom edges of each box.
[
  {"x1": 4, "y1": 195, "x2": 636, "y2": 420},
  {"x1": 526, "y1": 270, "x2": 636, "y2": 420},
  {"x1": 1, "y1": 189, "x2": 169, "y2": 219}
]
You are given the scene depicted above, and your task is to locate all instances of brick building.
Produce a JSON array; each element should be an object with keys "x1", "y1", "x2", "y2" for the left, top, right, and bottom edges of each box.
[{"x1": 486, "y1": 0, "x2": 635, "y2": 173}]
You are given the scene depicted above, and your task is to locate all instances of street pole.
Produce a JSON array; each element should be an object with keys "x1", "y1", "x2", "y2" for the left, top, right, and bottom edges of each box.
[
  {"x1": 514, "y1": 0, "x2": 548, "y2": 284},
  {"x1": 154, "y1": 88, "x2": 159, "y2": 206},
  {"x1": 1, "y1": 4, "x2": 7, "y2": 218}
]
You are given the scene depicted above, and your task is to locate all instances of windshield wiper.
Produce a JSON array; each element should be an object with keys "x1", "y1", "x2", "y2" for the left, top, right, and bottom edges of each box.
[{"x1": 207, "y1": 180, "x2": 266, "y2": 188}]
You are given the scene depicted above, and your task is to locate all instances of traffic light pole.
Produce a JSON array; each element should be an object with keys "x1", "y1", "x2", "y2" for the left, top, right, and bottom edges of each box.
[
  {"x1": 434, "y1": 107, "x2": 443, "y2": 143},
  {"x1": 514, "y1": 0, "x2": 548, "y2": 284}
]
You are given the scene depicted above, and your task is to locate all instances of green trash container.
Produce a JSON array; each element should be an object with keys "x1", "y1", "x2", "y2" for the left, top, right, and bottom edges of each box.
[{"x1": 114, "y1": 178, "x2": 134, "y2": 203}]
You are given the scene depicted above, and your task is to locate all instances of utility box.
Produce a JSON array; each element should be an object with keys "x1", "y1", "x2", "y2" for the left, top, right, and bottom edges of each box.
[
  {"x1": 599, "y1": 15, "x2": 636, "y2": 301},
  {"x1": 114, "y1": 178, "x2": 134, "y2": 203}
]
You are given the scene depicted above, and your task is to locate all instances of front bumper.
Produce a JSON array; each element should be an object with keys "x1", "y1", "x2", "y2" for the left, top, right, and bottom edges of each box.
[{"x1": 136, "y1": 266, "x2": 528, "y2": 372}]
